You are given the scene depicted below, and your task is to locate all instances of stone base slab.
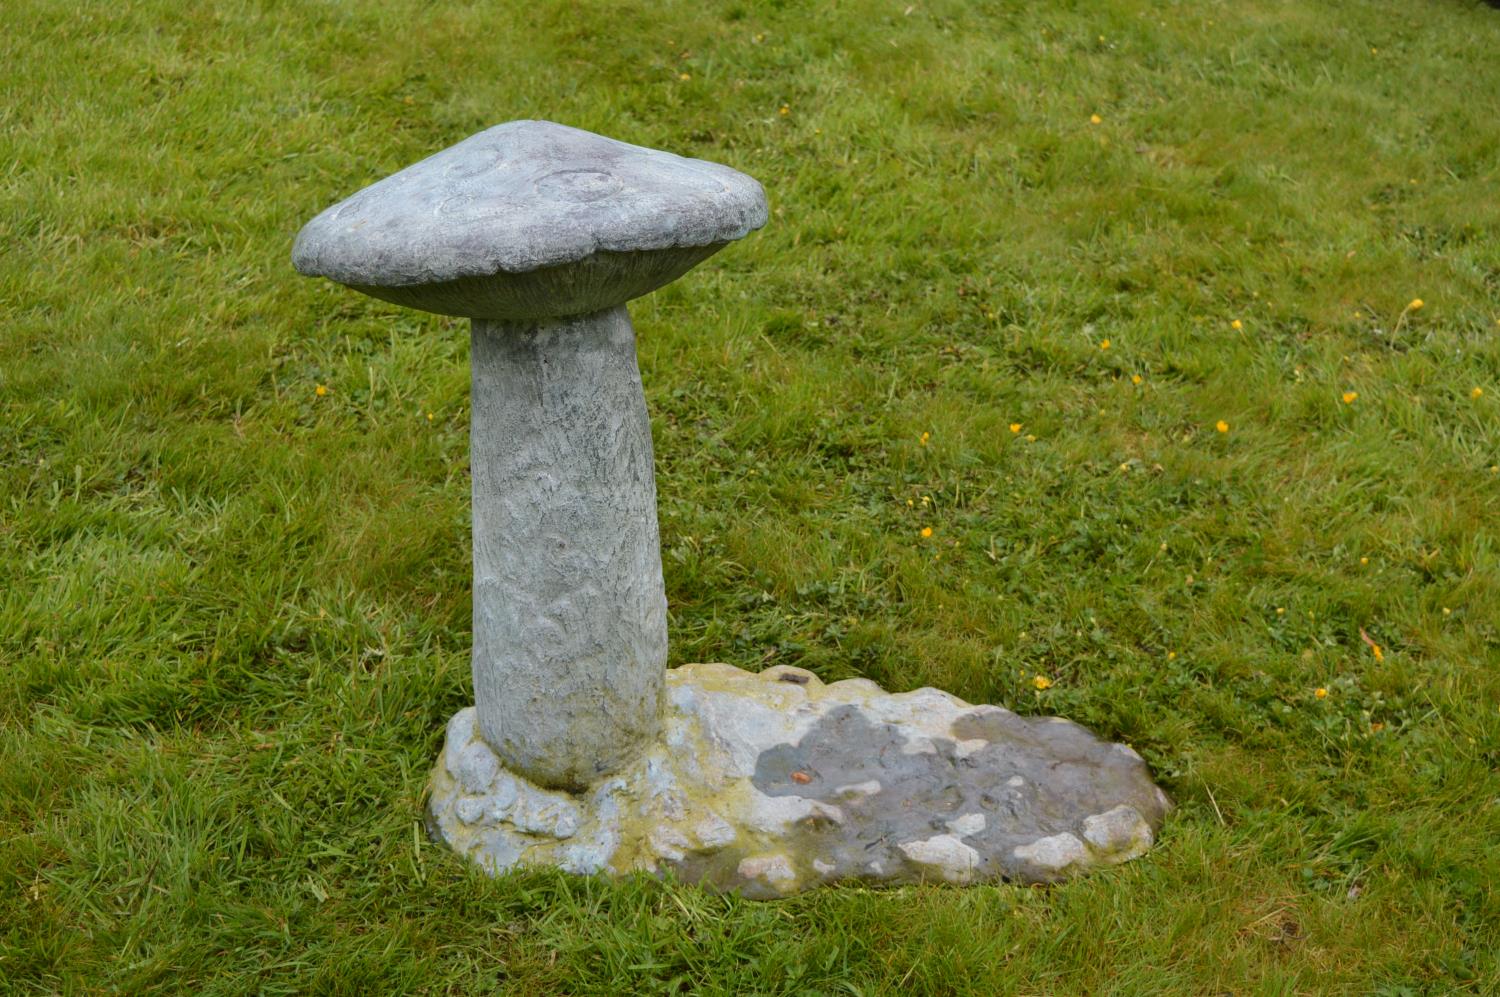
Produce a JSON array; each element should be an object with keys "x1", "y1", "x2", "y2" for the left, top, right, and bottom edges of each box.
[{"x1": 426, "y1": 663, "x2": 1171, "y2": 898}]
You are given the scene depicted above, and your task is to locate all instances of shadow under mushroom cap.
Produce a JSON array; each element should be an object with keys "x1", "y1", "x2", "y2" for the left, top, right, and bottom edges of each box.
[{"x1": 291, "y1": 120, "x2": 768, "y2": 321}]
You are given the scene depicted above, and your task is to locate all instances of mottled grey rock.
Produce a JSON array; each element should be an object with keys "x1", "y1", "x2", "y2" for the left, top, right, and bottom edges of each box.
[
  {"x1": 427, "y1": 663, "x2": 1173, "y2": 898},
  {"x1": 468, "y1": 306, "x2": 667, "y2": 790},
  {"x1": 292, "y1": 120, "x2": 768, "y2": 321},
  {"x1": 292, "y1": 122, "x2": 766, "y2": 790},
  {"x1": 295, "y1": 124, "x2": 1174, "y2": 897}
]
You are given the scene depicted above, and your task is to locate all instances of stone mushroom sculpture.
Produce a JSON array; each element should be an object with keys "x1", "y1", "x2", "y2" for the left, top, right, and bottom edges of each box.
[
  {"x1": 294, "y1": 120, "x2": 766, "y2": 790},
  {"x1": 293, "y1": 121, "x2": 1171, "y2": 897}
]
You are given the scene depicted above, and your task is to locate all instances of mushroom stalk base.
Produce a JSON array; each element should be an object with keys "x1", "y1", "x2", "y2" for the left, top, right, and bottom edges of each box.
[
  {"x1": 427, "y1": 663, "x2": 1172, "y2": 898},
  {"x1": 469, "y1": 307, "x2": 667, "y2": 791}
]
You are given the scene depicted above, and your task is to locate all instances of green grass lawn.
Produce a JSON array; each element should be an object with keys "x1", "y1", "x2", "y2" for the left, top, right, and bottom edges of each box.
[{"x1": 4, "y1": 0, "x2": 1500, "y2": 991}]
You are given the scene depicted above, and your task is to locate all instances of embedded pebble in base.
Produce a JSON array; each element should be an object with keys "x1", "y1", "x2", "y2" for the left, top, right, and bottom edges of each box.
[
  {"x1": 898, "y1": 835, "x2": 982, "y2": 884},
  {"x1": 427, "y1": 662, "x2": 1172, "y2": 898},
  {"x1": 737, "y1": 853, "x2": 798, "y2": 890},
  {"x1": 1011, "y1": 833, "x2": 1090, "y2": 877},
  {"x1": 1082, "y1": 805, "x2": 1155, "y2": 860}
]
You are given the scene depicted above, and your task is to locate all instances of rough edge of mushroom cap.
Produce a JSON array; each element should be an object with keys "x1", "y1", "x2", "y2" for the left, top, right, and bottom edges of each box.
[{"x1": 291, "y1": 120, "x2": 769, "y2": 290}]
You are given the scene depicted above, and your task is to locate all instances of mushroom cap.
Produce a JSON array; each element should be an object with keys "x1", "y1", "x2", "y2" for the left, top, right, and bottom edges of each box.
[{"x1": 292, "y1": 120, "x2": 768, "y2": 320}]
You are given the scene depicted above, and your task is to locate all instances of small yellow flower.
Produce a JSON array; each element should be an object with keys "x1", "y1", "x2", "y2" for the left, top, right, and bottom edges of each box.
[
  {"x1": 315, "y1": 384, "x2": 328, "y2": 397},
  {"x1": 1407, "y1": 298, "x2": 1424, "y2": 311},
  {"x1": 1230, "y1": 319, "x2": 1243, "y2": 331},
  {"x1": 1009, "y1": 423, "x2": 1022, "y2": 434},
  {"x1": 1359, "y1": 556, "x2": 1369, "y2": 565},
  {"x1": 920, "y1": 431, "x2": 931, "y2": 446},
  {"x1": 1032, "y1": 674, "x2": 1053, "y2": 690},
  {"x1": 426, "y1": 412, "x2": 434, "y2": 421},
  {"x1": 1131, "y1": 374, "x2": 1143, "y2": 385},
  {"x1": 1342, "y1": 391, "x2": 1358, "y2": 404},
  {"x1": 1166, "y1": 651, "x2": 1177, "y2": 660},
  {"x1": 1371, "y1": 643, "x2": 1384, "y2": 662},
  {"x1": 1314, "y1": 687, "x2": 1328, "y2": 699},
  {"x1": 1089, "y1": 114, "x2": 1102, "y2": 125},
  {"x1": 1276, "y1": 607, "x2": 1285, "y2": 615},
  {"x1": 1119, "y1": 462, "x2": 1130, "y2": 472},
  {"x1": 906, "y1": 498, "x2": 914, "y2": 507},
  {"x1": 1472, "y1": 387, "x2": 1484, "y2": 400},
  {"x1": 779, "y1": 104, "x2": 790, "y2": 116},
  {"x1": 920, "y1": 526, "x2": 933, "y2": 538},
  {"x1": 1215, "y1": 420, "x2": 1229, "y2": 433},
  {"x1": 678, "y1": 72, "x2": 691, "y2": 81},
  {"x1": 1442, "y1": 606, "x2": 1452, "y2": 615},
  {"x1": 1099, "y1": 338, "x2": 1111, "y2": 350},
  {"x1": 1025, "y1": 434, "x2": 1037, "y2": 442}
]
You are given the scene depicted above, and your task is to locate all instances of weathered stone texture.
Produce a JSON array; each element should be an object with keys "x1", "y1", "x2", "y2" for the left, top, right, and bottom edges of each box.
[
  {"x1": 292, "y1": 121, "x2": 1173, "y2": 893},
  {"x1": 293, "y1": 121, "x2": 767, "y2": 790},
  {"x1": 468, "y1": 307, "x2": 667, "y2": 790},
  {"x1": 291, "y1": 120, "x2": 768, "y2": 320},
  {"x1": 428, "y1": 663, "x2": 1172, "y2": 898}
]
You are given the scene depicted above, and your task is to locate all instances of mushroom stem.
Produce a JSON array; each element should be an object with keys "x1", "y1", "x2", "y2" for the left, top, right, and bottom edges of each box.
[{"x1": 469, "y1": 305, "x2": 667, "y2": 791}]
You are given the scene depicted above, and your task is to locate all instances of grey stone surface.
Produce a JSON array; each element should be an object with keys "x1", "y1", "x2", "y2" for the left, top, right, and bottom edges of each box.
[
  {"x1": 427, "y1": 663, "x2": 1173, "y2": 898},
  {"x1": 292, "y1": 122, "x2": 766, "y2": 790},
  {"x1": 291, "y1": 120, "x2": 768, "y2": 321},
  {"x1": 294, "y1": 123, "x2": 1174, "y2": 894},
  {"x1": 469, "y1": 307, "x2": 666, "y2": 790}
]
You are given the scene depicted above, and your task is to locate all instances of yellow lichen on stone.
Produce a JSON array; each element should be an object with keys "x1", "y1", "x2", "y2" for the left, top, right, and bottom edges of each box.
[{"x1": 426, "y1": 662, "x2": 1170, "y2": 897}]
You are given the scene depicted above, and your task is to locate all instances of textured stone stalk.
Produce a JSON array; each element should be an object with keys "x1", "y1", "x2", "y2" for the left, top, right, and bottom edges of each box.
[{"x1": 469, "y1": 306, "x2": 667, "y2": 790}]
